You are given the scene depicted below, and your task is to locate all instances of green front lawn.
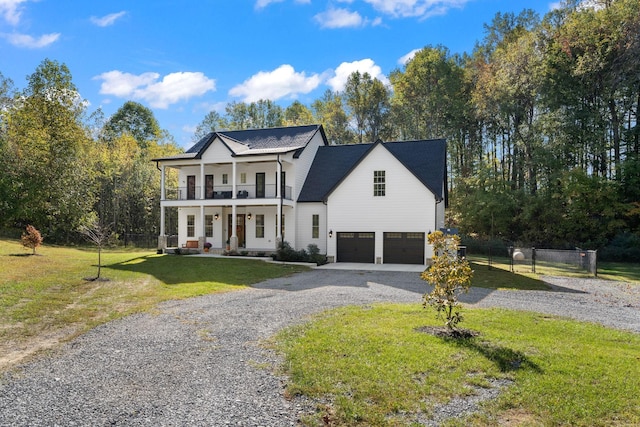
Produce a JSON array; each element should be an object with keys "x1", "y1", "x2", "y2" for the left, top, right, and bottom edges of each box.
[
  {"x1": 0, "y1": 238, "x2": 307, "y2": 369},
  {"x1": 274, "y1": 304, "x2": 639, "y2": 426}
]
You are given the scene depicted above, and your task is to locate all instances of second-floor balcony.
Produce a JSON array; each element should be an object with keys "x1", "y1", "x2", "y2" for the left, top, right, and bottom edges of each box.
[{"x1": 165, "y1": 184, "x2": 293, "y2": 201}]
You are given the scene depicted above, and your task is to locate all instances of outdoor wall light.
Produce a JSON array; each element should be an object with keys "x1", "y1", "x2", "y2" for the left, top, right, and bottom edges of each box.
[
  {"x1": 214, "y1": 213, "x2": 219, "y2": 220},
  {"x1": 329, "y1": 230, "x2": 333, "y2": 238},
  {"x1": 247, "y1": 213, "x2": 252, "y2": 220}
]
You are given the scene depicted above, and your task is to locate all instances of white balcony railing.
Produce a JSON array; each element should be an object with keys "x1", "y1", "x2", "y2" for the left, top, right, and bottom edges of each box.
[{"x1": 165, "y1": 184, "x2": 292, "y2": 201}]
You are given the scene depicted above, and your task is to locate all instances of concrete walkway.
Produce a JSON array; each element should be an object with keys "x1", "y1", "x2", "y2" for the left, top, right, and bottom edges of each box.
[
  {"x1": 316, "y1": 262, "x2": 426, "y2": 272},
  {"x1": 191, "y1": 253, "x2": 427, "y2": 273}
]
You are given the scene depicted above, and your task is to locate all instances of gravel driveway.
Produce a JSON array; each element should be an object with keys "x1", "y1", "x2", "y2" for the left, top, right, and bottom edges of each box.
[{"x1": 0, "y1": 269, "x2": 638, "y2": 426}]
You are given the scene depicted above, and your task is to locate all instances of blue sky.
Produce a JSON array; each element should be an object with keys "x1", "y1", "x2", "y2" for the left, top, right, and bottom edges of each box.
[{"x1": 0, "y1": 0, "x2": 559, "y2": 148}]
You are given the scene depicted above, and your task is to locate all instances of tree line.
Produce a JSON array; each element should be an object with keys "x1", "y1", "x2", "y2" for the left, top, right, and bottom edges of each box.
[
  {"x1": 1, "y1": 0, "x2": 638, "y2": 258},
  {"x1": 0, "y1": 60, "x2": 181, "y2": 243}
]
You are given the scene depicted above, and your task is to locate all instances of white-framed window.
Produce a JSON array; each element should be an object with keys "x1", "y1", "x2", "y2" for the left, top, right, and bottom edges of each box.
[
  {"x1": 187, "y1": 215, "x2": 195, "y2": 237},
  {"x1": 256, "y1": 214, "x2": 265, "y2": 238},
  {"x1": 374, "y1": 170, "x2": 386, "y2": 196},
  {"x1": 312, "y1": 214, "x2": 319, "y2": 239},
  {"x1": 222, "y1": 173, "x2": 228, "y2": 184},
  {"x1": 205, "y1": 214, "x2": 213, "y2": 237},
  {"x1": 240, "y1": 172, "x2": 247, "y2": 184}
]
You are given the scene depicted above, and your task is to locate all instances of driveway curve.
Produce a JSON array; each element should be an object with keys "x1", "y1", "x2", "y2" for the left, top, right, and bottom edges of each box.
[{"x1": 0, "y1": 269, "x2": 638, "y2": 426}]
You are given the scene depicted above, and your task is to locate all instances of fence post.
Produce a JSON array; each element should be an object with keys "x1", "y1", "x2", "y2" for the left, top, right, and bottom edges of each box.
[
  {"x1": 508, "y1": 246, "x2": 514, "y2": 273},
  {"x1": 532, "y1": 247, "x2": 536, "y2": 273}
]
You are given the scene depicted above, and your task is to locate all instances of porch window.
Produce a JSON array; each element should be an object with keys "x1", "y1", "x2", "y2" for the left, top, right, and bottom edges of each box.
[
  {"x1": 312, "y1": 214, "x2": 319, "y2": 239},
  {"x1": 240, "y1": 172, "x2": 247, "y2": 184},
  {"x1": 374, "y1": 170, "x2": 385, "y2": 197},
  {"x1": 256, "y1": 214, "x2": 265, "y2": 238},
  {"x1": 187, "y1": 215, "x2": 195, "y2": 237},
  {"x1": 205, "y1": 215, "x2": 213, "y2": 237},
  {"x1": 222, "y1": 173, "x2": 228, "y2": 184}
]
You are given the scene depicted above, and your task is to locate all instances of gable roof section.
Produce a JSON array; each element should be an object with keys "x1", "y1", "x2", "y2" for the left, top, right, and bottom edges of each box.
[
  {"x1": 297, "y1": 143, "x2": 373, "y2": 202},
  {"x1": 191, "y1": 124, "x2": 324, "y2": 158},
  {"x1": 298, "y1": 139, "x2": 446, "y2": 202},
  {"x1": 383, "y1": 139, "x2": 447, "y2": 201},
  {"x1": 152, "y1": 124, "x2": 326, "y2": 162}
]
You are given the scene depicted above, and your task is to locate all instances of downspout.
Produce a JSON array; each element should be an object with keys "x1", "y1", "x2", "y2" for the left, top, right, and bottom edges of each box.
[
  {"x1": 435, "y1": 197, "x2": 443, "y2": 232},
  {"x1": 277, "y1": 154, "x2": 283, "y2": 247}
]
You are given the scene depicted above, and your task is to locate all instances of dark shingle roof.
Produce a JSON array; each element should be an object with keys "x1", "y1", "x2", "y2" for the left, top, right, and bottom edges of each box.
[
  {"x1": 186, "y1": 125, "x2": 323, "y2": 157},
  {"x1": 298, "y1": 139, "x2": 447, "y2": 203}
]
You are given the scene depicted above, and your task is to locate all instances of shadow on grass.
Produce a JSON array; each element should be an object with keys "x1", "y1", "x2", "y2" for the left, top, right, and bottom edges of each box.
[
  {"x1": 470, "y1": 262, "x2": 551, "y2": 291},
  {"x1": 445, "y1": 335, "x2": 543, "y2": 374},
  {"x1": 105, "y1": 254, "x2": 305, "y2": 286}
]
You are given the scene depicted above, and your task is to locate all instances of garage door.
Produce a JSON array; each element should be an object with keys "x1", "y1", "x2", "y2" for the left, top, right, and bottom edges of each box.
[
  {"x1": 383, "y1": 232, "x2": 425, "y2": 264},
  {"x1": 337, "y1": 232, "x2": 375, "y2": 263}
]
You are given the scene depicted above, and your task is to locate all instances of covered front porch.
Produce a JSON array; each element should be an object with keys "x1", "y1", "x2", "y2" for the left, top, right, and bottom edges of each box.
[{"x1": 158, "y1": 204, "x2": 292, "y2": 254}]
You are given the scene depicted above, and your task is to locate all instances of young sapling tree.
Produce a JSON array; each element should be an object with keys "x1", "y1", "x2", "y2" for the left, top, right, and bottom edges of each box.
[
  {"x1": 421, "y1": 231, "x2": 473, "y2": 330},
  {"x1": 78, "y1": 216, "x2": 112, "y2": 280}
]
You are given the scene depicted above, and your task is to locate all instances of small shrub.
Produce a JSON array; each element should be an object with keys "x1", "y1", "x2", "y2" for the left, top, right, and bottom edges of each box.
[
  {"x1": 273, "y1": 241, "x2": 327, "y2": 265},
  {"x1": 204, "y1": 242, "x2": 212, "y2": 249},
  {"x1": 240, "y1": 250, "x2": 248, "y2": 256},
  {"x1": 307, "y1": 243, "x2": 328, "y2": 265},
  {"x1": 21, "y1": 225, "x2": 43, "y2": 255}
]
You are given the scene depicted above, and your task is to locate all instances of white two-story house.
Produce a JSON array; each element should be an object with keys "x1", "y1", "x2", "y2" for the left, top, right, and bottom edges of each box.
[{"x1": 153, "y1": 124, "x2": 447, "y2": 265}]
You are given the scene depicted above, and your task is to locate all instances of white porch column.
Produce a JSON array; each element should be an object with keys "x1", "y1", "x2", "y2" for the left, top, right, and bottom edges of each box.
[
  {"x1": 160, "y1": 205, "x2": 165, "y2": 237},
  {"x1": 230, "y1": 205, "x2": 238, "y2": 251},
  {"x1": 199, "y1": 205, "x2": 205, "y2": 252},
  {"x1": 200, "y1": 162, "x2": 205, "y2": 199},
  {"x1": 276, "y1": 159, "x2": 282, "y2": 243},
  {"x1": 200, "y1": 205, "x2": 205, "y2": 238},
  {"x1": 161, "y1": 164, "x2": 166, "y2": 200},
  {"x1": 232, "y1": 160, "x2": 237, "y2": 199}
]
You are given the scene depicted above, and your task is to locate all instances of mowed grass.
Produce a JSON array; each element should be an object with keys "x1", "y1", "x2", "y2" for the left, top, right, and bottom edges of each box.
[
  {"x1": 0, "y1": 238, "x2": 307, "y2": 369},
  {"x1": 470, "y1": 255, "x2": 640, "y2": 284},
  {"x1": 274, "y1": 304, "x2": 640, "y2": 426}
]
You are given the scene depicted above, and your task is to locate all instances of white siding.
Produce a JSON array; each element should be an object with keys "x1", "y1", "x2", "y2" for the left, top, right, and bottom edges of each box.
[
  {"x1": 200, "y1": 137, "x2": 234, "y2": 163},
  {"x1": 326, "y1": 144, "x2": 437, "y2": 263},
  {"x1": 295, "y1": 203, "x2": 327, "y2": 253}
]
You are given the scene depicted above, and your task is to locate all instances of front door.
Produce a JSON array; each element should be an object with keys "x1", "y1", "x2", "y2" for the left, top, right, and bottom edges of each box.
[{"x1": 227, "y1": 214, "x2": 246, "y2": 248}]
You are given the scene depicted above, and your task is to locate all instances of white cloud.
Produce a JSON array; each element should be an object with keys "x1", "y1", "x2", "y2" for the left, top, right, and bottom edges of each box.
[
  {"x1": 229, "y1": 64, "x2": 321, "y2": 103},
  {"x1": 2, "y1": 32, "x2": 60, "y2": 48},
  {"x1": 255, "y1": 0, "x2": 309, "y2": 9},
  {"x1": 314, "y1": 8, "x2": 364, "y2": 29},
  {"x1": 326, "y1": 59, "x2": 390, "y2": 92},
  {"x1": 255, "y1": 0, "x2": 282, "y2": 8},
  {"x1": 363, "y1": 0, "x2": 469, "y2": 19},
  {"x1": 90, "y1": 11, "x2": 127, "y2": 27},
  {"x1": 0, "y1": 0, "x2": 27, "y2": 25},
  {"x1": 94, "y1": 70, "x2": 216, "y2": 109},
  {"x1": 398, "y1": 48, "x2": 420, "y2": 65}
]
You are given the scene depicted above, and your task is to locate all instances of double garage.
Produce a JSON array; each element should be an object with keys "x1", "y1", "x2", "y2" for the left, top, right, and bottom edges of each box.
[{"x1": 336, "y1": 232, "x2": 426, "y2": 265}]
